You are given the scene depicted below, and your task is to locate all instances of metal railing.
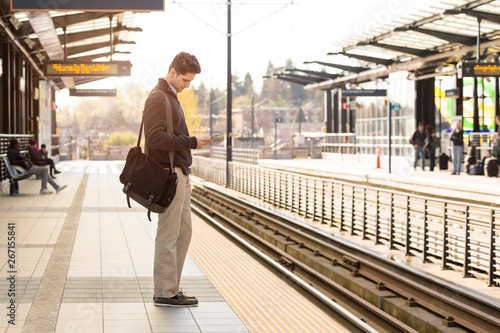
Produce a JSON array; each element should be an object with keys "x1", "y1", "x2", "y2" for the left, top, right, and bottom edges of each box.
[
  {"x1": 211, "y1": 147, "x2": 261, "y2": 164},
  {"x1": 191, "y1": 156, "x2": 500, "y2": 286},
  {"x1": 321, "y1": 134, "x2": 414, "y2": 157},
  {"x1": 321, "y1": 133, "x2": 356, "y2": 154}
]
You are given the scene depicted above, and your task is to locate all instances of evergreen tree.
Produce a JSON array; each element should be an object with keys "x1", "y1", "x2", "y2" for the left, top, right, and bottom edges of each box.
[{"x1": 243, "y1": 72, "x2": 255, "y2": 97}]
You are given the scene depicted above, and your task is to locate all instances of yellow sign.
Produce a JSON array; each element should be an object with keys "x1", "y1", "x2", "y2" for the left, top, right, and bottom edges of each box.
[
  {"x1": 474, "y1": 64, "x2": 500, "y2": 75},
  {"x1": 460, "y1": 61, "x2": 500, "y2": 77},
  {"x1": 44, "y1": 61, "x2": 131, "y2": 77}
]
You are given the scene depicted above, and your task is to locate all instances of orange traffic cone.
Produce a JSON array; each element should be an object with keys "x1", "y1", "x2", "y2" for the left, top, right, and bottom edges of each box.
[{"x1": 376, "y1": 143, "x2": 381, "y2": 169}]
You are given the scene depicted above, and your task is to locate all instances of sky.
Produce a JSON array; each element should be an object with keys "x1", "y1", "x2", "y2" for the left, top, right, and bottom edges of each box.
[{"x1": 56, "y1": 0, "x2": 436, "y2": 107}]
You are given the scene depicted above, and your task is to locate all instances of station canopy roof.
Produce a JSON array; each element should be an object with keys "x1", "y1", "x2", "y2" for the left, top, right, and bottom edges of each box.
[
  {"x1": 269, "y1": 0, "x2": 500, "y2": 91},
  {"x1": 10, "y1": 10, "x2": 141, "y2": 89}
]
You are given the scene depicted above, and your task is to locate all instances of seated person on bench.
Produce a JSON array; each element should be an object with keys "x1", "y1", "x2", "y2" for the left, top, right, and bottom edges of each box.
[
  {"x1": 28, "y1": 139, "x2": 61, "y2": 178},
  {"x1": 7, "y1": 139, "x2": 67, "y2": 194}
]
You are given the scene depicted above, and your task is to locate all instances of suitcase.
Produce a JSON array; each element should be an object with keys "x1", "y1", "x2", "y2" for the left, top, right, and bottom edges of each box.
[
  {"x1": 485, "y1": 157, "x2": 499, "y2": 177},
  {"x1": 439, "y1": 153, "x2": 449, "y2": 170},
  {"x1": 465, "y1": 156, "x2": 476, "y2": 174},
  {"x1": 469, "y1": 165, "x2": 484, "y2": 175}
]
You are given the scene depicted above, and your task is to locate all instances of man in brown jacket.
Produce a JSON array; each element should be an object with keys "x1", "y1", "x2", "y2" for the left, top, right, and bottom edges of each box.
[{"x1": 143, "y1": 52, "x2": 212, "y2": 307}]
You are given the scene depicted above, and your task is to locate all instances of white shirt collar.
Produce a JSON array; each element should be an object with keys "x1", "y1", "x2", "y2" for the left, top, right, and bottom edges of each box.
[{"x1": 169, "y1": 84, "x2": 177, "y2": 95}]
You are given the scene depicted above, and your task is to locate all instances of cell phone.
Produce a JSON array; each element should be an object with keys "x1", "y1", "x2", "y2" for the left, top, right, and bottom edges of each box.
[{"x1": 210, "y1": 133, "x2": 221, "y2": 139}]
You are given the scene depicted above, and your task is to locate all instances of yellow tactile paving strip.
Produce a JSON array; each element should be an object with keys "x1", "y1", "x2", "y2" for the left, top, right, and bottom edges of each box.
[{"x1": 189, "y1": 213, "x2": 348, "y2": 333}]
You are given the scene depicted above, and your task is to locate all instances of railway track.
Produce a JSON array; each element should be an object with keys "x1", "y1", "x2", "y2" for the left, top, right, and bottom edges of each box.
[{"x1": 191, "y1": 180, "x2": 500, "y2": 333}]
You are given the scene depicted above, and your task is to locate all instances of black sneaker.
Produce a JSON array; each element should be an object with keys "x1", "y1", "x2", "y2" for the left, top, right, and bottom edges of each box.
[{"x1": 153, "y1": 293, "x2": 198, "y2": 307}]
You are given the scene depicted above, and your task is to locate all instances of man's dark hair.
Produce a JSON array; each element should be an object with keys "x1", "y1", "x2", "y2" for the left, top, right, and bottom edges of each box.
[
  {"x1": 9, "y1": 138, "x2": 19, "y2": 148},
  {"x1": 418, "y1": 122, "x2": 424, "y2": 127},
  {"x1": 41, "y1": 144, "x2": 46, "y2": 149},
  {"x1": 169, "y1": 52, "x2": 201, "y2": 75}
]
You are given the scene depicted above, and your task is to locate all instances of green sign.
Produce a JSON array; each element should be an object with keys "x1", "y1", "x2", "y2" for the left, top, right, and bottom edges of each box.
[{"x1": 392, "y1": 103, "x2": 401, "y2": 112}]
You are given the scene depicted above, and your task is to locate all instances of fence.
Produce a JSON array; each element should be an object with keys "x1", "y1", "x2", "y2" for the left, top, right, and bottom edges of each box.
[
  {"x1": 321, "y1": 133, "x2": 414, "y2": 157},
  {"x1": 211, "y1": 147, "x2": 261, "y2": 164},
  {"x1": 191, "y1": 156, "x2": 500, "y2": 286},
  {"x1": 321, "y1": 133, "x2": 356, "y2": 154}
]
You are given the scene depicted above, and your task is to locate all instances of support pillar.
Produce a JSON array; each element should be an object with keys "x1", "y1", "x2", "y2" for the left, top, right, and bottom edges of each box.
[
  {"x1": 495, "y1": 78, "x2": 499, "y2": 133},
  {"x1": 473, "y1": 77, "x2": 480, "y2": 133},
  {"x1": 333, "y1": 89, "x2": 339, "y2": 133},
  {"x1": 325, "y1": 89, "x2": 332, "y2": 133}
]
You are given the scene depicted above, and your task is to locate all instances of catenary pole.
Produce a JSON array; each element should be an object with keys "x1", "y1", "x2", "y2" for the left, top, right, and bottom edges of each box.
[{"x1": 226, "y1": 0, "x2": 232, "y2": 187}]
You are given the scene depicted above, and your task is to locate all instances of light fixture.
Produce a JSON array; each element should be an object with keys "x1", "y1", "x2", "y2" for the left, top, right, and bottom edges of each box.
[
  {"x1": 24, "y1": 37, "x2": 36, "y2": 49},
  {"x1": 393, "y1": 27, "x2": 411, "y2": 32},
  {"x1": 9, "y1": 16, "x2": 23, "y2": 30},
  {"x1": 442, "y1": 9, "x2": 463, "y2": 17},
  {"x1": 35, "y1": 52, "x2": 46, "y2": 62}
]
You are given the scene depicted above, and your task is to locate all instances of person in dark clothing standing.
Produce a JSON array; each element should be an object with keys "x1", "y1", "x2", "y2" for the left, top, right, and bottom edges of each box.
[
  {"x1": 144, "y1": 52, "x2": 213, "y2": 307},
  {"x1": 410, "y1": 122, "x2": 426, "y2": 170},
  {"x1": 494, "y1": 115, "x2": 500, "y2": 146},
  {"x1": 7, "y1": 139, "x2": 67, "y2": 194},
  {"x1": 450, "y1": 121, "x2": 464, "y2": 175},
  {"x1": 28, "y1": 139, "x2": 61, "y2": 178},
  {"x1": 424, "y1": 125, "x2": 438, "y2": 171}
]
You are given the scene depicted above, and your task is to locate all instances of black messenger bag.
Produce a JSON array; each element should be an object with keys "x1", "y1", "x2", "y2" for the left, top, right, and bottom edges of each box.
[{"x1": 119, "y1": 90, "x2": 178, "y2": 221}]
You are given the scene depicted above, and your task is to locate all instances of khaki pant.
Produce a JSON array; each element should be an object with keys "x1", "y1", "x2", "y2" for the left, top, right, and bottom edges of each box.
[
  {"x1": 28, "y1": 165, "x2": 58, "y2": 190},
  {"x1": 154, "y1": 167, "x2": 192, "y2": 298}
]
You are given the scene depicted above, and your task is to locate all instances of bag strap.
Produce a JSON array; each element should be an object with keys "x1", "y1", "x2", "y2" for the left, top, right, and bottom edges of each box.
[{"x1": 140, "y1": 89, "x2": 176, "y2": 173}]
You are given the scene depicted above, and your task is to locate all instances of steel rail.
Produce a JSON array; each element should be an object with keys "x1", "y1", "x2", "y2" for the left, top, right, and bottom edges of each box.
[
  {"x1": 192, "y1": 200, "x2": 396, "y2": 333},
  {"x1": 192, "y1": 181, "x2": 500, "y2": 333}
]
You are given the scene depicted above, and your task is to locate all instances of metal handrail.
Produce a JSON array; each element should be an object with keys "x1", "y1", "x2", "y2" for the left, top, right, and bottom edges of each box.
[{"x1": 191, "y1": 156, "x2": 500, "y2": 286}]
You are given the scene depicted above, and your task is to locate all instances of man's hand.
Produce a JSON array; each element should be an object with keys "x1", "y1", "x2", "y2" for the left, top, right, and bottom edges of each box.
[
  {"x1": 414, "y1": 144, "x2": 418, "y2": 148},
  {"x1": 196, "y1": 137, "x2": 214, "y2": 149}
]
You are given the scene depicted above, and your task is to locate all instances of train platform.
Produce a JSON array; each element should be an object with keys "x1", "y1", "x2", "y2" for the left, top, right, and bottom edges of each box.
[
  {"x1": 258, "y1": 153, "x2": 500, "y2": 205},
  {"x1": 0, "y1": 160, "x2": 348, "y2": 333}
]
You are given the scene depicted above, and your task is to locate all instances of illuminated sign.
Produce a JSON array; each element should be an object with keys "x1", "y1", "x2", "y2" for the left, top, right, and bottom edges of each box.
[
  {"x1": 69, "y1": 89, "x2": 117, "y2": 97},
  {"x1": 459, "y1": 61, "x2": 500, "y2": 77},
  {"x1": 44, "y1": 61, "x2": 131, "y2": 77},
  {"x1": 12, "y1": 0, "x2": 164, "y2": 12}
]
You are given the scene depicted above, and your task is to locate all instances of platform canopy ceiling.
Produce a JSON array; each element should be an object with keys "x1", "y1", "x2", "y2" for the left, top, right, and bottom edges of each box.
[
  {"x1": 8, "y1": 8, "x2": 141, "y2": 89},
  {"x1": 268, "y1": 0, "x2": 500, "y2": 90}
]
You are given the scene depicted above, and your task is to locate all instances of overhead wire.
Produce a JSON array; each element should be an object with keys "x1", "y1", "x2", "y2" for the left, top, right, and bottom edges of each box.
[{"x1": 171, "y1": 0, "x2": 295, "y2": 36}]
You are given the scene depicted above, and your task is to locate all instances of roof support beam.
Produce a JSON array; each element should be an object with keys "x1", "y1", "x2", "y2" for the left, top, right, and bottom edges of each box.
[
  {"x1": 290, "y1": 68, "x2": 340, "y2": 80},
  {"x1": 358, "y1": 41, "x2": 435, "y2": 58},
  {"x1": 305, "y1": 36, "x2": 500, "y2": 91},
  {"x1": 305, "y1": 61, "x2": 367, "y2": 73},
  {"x1": 65, "y1": 26, "x2": 140, "y2": 44},
  {"x1": 328, "y1": 51, "x2": 395, "y2": 66},
  {"x1": 346, "y1": 0, "x2": 493, "y2": 51},
  {"x1": 280, "y1": 73, "x2": 323, "y2": 83},
  {"x1": 65, "y1": 40, "x2": 135, "y2": 57},
  {"x1": 269, "y1": 75, "x2": 308, "y2": 86},
  {"x1": 68, "y1": 51, "x2": 131, "y2": 62},
  {"x1": 444, "y1": 9, "x2": 500, "y2": 25},
  {"x1": 401, "y1": 27, "x2": 477, "y2": 45},
  {"x1": 52, "y1": 13, "x2": 113, "y2": 28}
]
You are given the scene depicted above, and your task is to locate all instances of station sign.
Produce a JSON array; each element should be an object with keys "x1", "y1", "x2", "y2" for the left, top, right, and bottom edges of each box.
[
  {"x1": 12, "y1": 0, "x2": 164, "y2": 11},
  {"x1": 342, "y1": 89, "x2": 387, "y2": 97},
  {"x1": 69, "y1": 89, "x2": 117, "y2": 97},
  {"x1": 458, "y1": 61, "x2": 500, "y2": 77},
  {"x1": 44, "y1": 61, "x2": 131, "y2": 77},
  {"x1": 445, "y1": 88, "x2": 459, "y2": 98}
]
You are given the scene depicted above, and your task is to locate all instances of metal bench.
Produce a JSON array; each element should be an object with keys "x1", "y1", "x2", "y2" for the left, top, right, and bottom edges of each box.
[{"x1": 1, "y1": 156, "x2": 31, "y2": 196}]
